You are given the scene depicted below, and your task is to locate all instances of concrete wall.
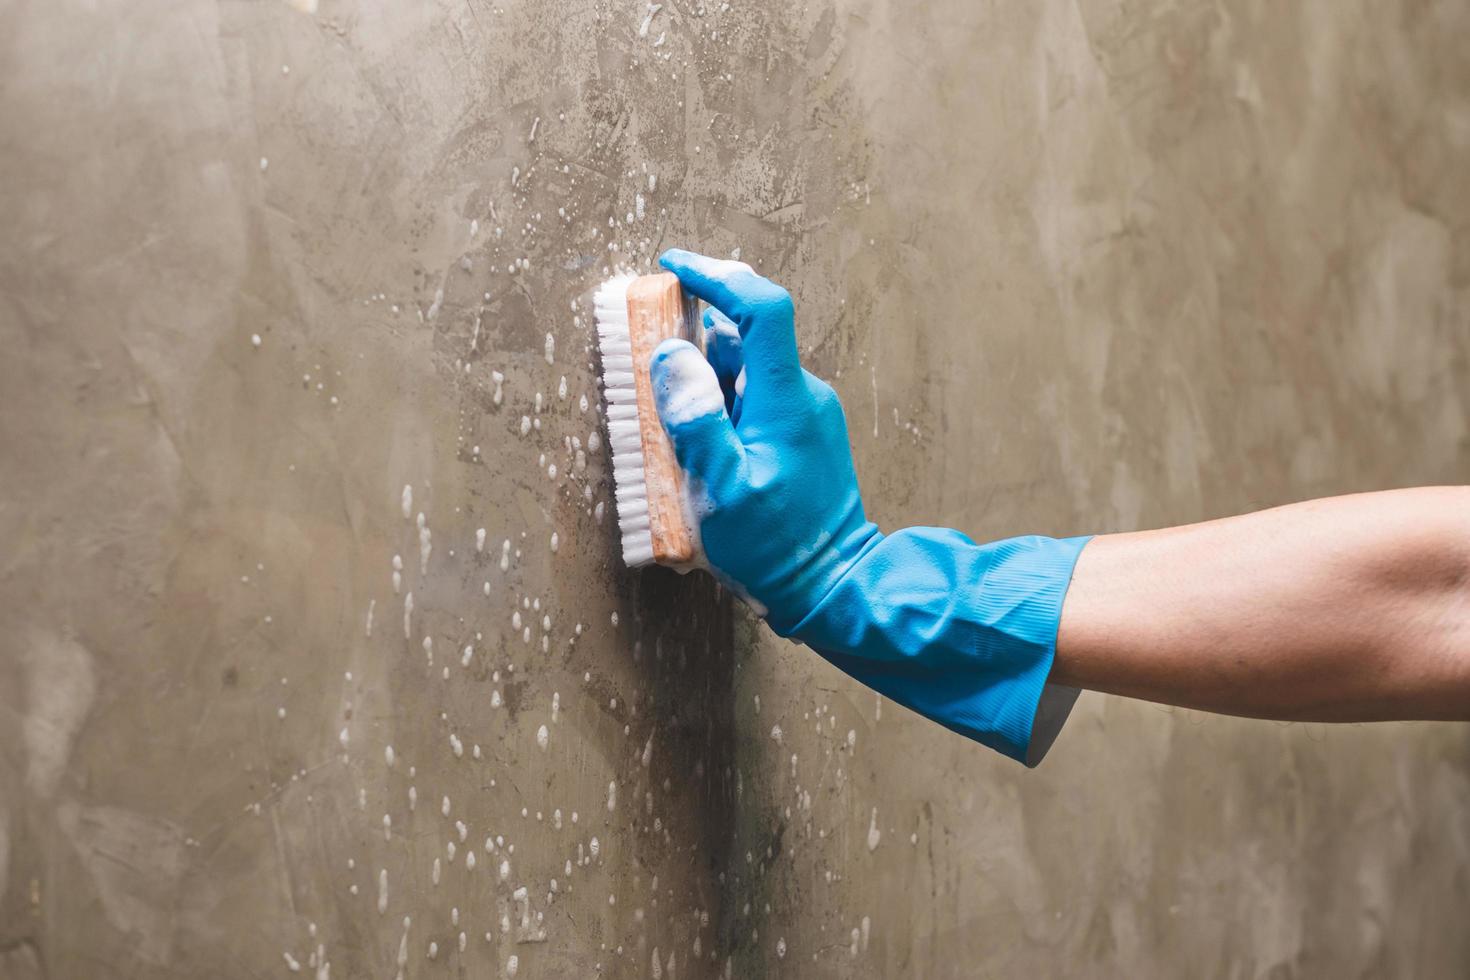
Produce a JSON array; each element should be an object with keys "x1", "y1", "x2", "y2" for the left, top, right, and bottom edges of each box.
[{"x1": 2, "y1": 0, "x2": 1468, "y2": 976}]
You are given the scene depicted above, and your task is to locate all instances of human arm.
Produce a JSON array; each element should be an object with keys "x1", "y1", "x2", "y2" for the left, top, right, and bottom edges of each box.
[
  {"x1": 647, "y1": 249, "x2": 1470, "y2": 766},
  {"x1": 1054, "y1": 488, "x2": 1470, "y2": 722}
]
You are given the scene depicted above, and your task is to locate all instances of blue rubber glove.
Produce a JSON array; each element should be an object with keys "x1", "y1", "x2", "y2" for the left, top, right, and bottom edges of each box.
[{"x1": 649, "y1": 248, "x2": 1091, "y2": 765}]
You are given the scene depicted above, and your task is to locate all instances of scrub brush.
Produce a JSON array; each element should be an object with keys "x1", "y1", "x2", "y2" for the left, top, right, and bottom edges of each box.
[{"x1": 593, "y1": 272, "x2": 702, "y2": 568}]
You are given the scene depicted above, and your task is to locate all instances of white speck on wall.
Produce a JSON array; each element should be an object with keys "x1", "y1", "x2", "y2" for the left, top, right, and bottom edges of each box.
[
  {"x1": 259, "y1": 157, "x2": 268, "y2": 171},
  {"x1": 408, "y1": 786, "x2": 417, "y2": 810},
  {"x1": 491, "y1": 370, "x2": 505, "y2": 406},
  {"x1": 610, "y1": 612, "x2": 619, "y2": 627},
  {"x1": 338, "y1": 726, "x2": 350, "y2": 749},
  {"x1": 867, "y1": 809, "x2": 881, "y2": 852},
  {"x1": 635, "y1": 193, "x2": 646, "y2": 221},
  {"x1": 638, "y1": 2, "x2": 661, "y2": 36},
  {"x1": 552, "y1": 691, "x2": 560, "y2": 722},
  {"x1": 776, "y1": 938, "x2": 787, "y2": 959},
  {"x1": 418, "y1": 525, "x2": 432, "y2": 575},
  {"x1": 861, "y1": 916, "x2": 871, "y2": 951},
  {"x1": 476, "y1": 528, "x2": 487, "y2": 552},
  {"x1": 385, "y1": 745, "x2": 395, "y2": 768},
  {"x1": 377, "y1": 869, "x2": 389, "y2": 914},
  {"x1": 251, "y1": 333, "x2": 262, "y2": 348},
  {"x1": 589, "y1": 836, "x2": 601, "y2": 858},
  {"x1": 558, "y1": 376, "x2": 568, "y2": 400},
  {"x1": 544, "y1": 333, "x2": 556, "y2": 364},
  {"x1": 365, "y1": 599, "x2": 376, "y2": 637},
  {"x1": 594, "y1": 501, "x2": 605, "y2": 523},
  {"x1": 449, "y1": 733, "x2": 463, "y2": 758},
  {"x1": 507, "y1": 954, "x2": 519, "y2": 977},
  {"x1": 847, "y1": 729, "x2": 857, "y2": 748},
  {"x1": 491, "y1": 689, "x2": 502, "y2": 708},
  {"x1": 461, "y1": 645, "x2": 474, "y2": 667},
  {"x1": 427, "y1": 940, "x2": 438, "y2": 960},
  {"x1": 770, "y1": 725, "x2": 782, "y2": 744},
  {"x1": 466, "y1": 850, "x2": 477, "y2": 871},
  {"x1": 401, "y1": 485, "x2": 413, "y2": 519},
  {"x1": 519, "y1": 415, "x2": 531, "y2": 437},
  {"x1": 403, "y1": 592, "x2": 414, "y2": 639},
  {"x1": 382, "y1": 813, "x2": 392, "y2": 841},
  {"x1": 536, "y1": 724, "x2": 549, "y2": 750},
  {"x1": 283, "y1": 951, "x2": 301, "y2": 972},
  {"x1": 442, "y1": 795, "x2": 451, "y2": 817},
  {"x1": 528, "y1": 116, "x2": 540, "y2": 143},
  {"x1": 641, "y1": 732, "x2": 653, "y2": 768},
  {"x1": 607, "y1": 780, "x2": 617, "y2": 812},
  {"x1": 550, "y1": 532, "x2": 559, "y2": 553}
]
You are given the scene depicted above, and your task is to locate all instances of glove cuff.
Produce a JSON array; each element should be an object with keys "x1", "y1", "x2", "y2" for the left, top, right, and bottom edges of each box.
[{"x1": 781, "y1": 528, "x2": 1092, "y2": 765}]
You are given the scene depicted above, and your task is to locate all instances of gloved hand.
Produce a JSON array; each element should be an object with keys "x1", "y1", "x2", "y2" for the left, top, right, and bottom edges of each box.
[{"x1": 650, "y1": 248, "x2": 1091, "y2": 765}]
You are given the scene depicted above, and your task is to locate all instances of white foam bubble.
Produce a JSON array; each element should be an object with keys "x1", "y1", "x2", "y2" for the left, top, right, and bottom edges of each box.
[{"x1": 652, "y1": 343, "x2": 725, "y2": 425}]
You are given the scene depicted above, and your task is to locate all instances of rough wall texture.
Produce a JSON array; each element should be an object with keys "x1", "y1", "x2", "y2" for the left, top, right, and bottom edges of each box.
[{"x1": 2, "y1": 0, "x2": 1468, "y2": 977}]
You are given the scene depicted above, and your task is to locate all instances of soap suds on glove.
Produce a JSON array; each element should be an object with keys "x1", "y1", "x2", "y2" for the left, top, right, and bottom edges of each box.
[
  {"x1": 671, "y1": 252, "x2": 755, "y2": 286},
  {"x1": 651, "y1": 342, "x2": 725, "y2": 425}
]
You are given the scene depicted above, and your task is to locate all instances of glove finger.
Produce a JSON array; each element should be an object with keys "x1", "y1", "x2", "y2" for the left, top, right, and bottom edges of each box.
[
  {"x1": 650, "y1": 338, "x2": 746, "y2": 497},
  {"x1": 660, "y1": 248, "x2": 800, "y2": 392},
  {"x1": 703, "y1": 306, "x2": 743, "y2": 410}
]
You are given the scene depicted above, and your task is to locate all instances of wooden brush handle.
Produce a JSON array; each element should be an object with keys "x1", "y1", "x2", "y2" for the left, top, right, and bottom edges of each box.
[{"x1": 626, "y1": 272, "x2": 701, "y2": 566}]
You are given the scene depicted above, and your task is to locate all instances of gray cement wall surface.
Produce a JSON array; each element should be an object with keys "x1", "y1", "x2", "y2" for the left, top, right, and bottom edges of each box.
[{"x1": 2, "y1": 0, "x2": 1468, "y2": 976}]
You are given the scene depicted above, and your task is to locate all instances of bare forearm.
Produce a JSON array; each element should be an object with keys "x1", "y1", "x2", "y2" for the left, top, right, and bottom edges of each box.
[{"x1": 1053, "y1": 488, "x2": 1470, "y2": 721}]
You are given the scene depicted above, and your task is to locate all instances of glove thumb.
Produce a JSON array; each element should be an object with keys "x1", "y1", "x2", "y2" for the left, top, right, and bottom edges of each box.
[{"x1": 650, "y1": 338, "x2": 745, "y2": 495}]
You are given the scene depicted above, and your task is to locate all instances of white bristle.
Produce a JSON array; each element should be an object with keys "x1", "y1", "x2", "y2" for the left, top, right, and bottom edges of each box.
[{"x1": 594, "y1": 274, "x2": 656, "y2": 567}]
